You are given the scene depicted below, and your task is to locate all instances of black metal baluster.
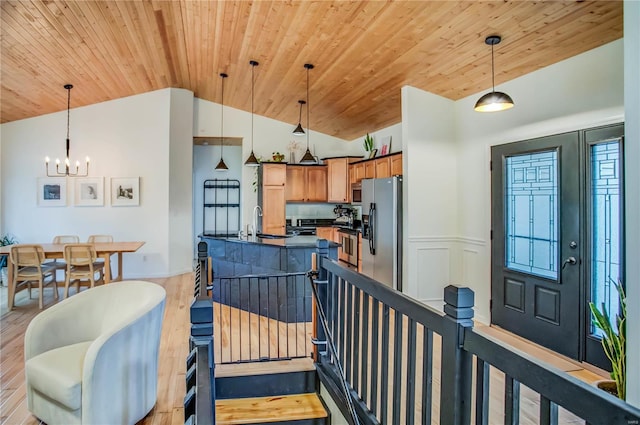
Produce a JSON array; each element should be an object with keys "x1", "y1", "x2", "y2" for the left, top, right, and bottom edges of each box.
[
  {"x1": 353, "y1": 287, "x2": 361, "y2": 393},
  {"x1": 540, "y1": 395, "x2": 558, "y2": 425},
  {"x1": 505, "y1": 375, "x2": 520, "y2": 425},
  {"x1": 475, "y1": 358, "x2": 490, "y2": 425},
  {"x1": 345, "y1": 282, "x2": 353, "y2": 384},
  {"x1": 338, "y1": 278, "x2": 346, "y2": 366},
  {"x1": 380, "y1": 304, "x2": 390, "y2": 424},
  {"x1": 406, "y1": 318, "x2": 417, "y2": 424},
  {"x1": 421, "y1": 328, "x2": 433, "y2": 425},
  {"x1": 392, "y1": 311, "x2": 403, "y2": 424},
  {"x1": 361, "y1": 294, "x2": 370, "y2": 405},
  {"x1": 371, "y1": 298, "x2": 380, "y2": 419},
  {"x1": 276, "y1": 276, "x2": 280, "y2": 359}
]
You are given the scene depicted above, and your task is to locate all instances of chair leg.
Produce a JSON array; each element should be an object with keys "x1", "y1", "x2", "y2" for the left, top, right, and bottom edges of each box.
[
  {"x1": 51, "y1": 273, "x2": 59, "y2": 300},
  {"x1": 64, "y1": 273, "x2": 70, "y2": 298},
  {"x1": 38, "y1": 277, "x2": 43, "y2": 310}
]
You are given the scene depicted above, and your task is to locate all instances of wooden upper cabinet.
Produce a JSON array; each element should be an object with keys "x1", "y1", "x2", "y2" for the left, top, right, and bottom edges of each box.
[
  {"x1": 286, "y1": 165, "x2": 327, "y2": 202},
  {"x1": 375, "y1": 157, "x2": 391, "y2": 178},
  {"x1": 351, "y1": 162, "x2": 365, "y2": 184},
  {"x1": 364, "y1": 161, "x2": 375, "y2": 180},
  {"x1": 326, "y1": 158, "x2": 349, "y2": 203},
  {"x1": 390, "y1": 153, "x2": 403, "y2": 176},
  {"x1": 286, "y1": 166, "x2": 306, "y2": 201},
  {"x1": 262, "y1": 163, "x2": 286, "y2": 186},
  {"x1": 307, "y1": 167, "x2": 328, "y2": 202}
]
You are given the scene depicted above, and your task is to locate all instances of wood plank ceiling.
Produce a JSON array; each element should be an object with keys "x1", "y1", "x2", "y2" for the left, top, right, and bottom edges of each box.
[{"x1": 1, "y1": 1, "x2": 623, "y2": 141}]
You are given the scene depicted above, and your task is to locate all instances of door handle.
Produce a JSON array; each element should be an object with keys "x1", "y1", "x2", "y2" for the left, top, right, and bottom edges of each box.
[{"x1": 562, "y1": 256, "x2": 577, "y2": 269}]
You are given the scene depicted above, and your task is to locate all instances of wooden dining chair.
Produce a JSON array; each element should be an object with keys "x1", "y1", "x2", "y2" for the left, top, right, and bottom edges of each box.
[
  {"x1": 87, "y1": 235, "x2": 113, "y2": 243},
  {"x1": 49, "y1": 235, "x2": 81, "y2": 275},
  {"x1": 63, "y1": 244, "x2": 105, "y2": 298},
  {"x1": 9, "y1": 244, "x2": 58, "y2": 309}
]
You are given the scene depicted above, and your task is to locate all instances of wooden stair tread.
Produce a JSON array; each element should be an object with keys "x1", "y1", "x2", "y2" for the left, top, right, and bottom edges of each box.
[
  {"x1": 215, "y1": 393, "x2": 328, "y2": 424},
  {"x1": 216, "y1": 358, "x2": 315, "y2": 378}
]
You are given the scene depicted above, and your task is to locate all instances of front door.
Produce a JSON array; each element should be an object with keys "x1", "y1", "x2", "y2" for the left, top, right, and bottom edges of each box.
[
  {"x1": 491, "y1": 124, "x2": 624, "y2": 364},
  {"x1": 491, "y1": 132, "x2": 581, "y2": 358}
]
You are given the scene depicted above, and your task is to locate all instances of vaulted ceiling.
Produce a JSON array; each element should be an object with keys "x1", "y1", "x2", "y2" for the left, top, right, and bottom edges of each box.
[{"x1": 1, "y1": 1, "x2": 623, "y2": 141}]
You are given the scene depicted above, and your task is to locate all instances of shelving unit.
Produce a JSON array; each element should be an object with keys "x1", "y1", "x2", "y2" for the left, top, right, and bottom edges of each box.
[{"x1": 202, "y1": 179, "x2": 240, "y2": 237}]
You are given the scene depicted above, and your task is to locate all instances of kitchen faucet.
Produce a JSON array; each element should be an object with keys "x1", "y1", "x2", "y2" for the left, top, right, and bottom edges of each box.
[{"x1": 251, "y1": 205, "x2": 263, "y2": 237}]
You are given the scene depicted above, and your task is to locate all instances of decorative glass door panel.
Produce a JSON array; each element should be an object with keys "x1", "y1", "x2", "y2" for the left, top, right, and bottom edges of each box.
[{"x1": 505, "y1": 151, "x2": 558, "y2": 280}]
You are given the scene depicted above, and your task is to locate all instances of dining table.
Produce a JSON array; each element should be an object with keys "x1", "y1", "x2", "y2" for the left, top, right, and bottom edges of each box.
[{"x1": 0, "y1": 241, "x2": 145, "y2": 310}]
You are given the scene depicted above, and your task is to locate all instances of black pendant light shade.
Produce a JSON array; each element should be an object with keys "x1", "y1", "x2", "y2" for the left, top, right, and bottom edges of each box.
[
  {"x1": 474, "y1": 35, "x2": 514, "y2": 112},
  {"x1": 245, "y1": 60, "x2": 260, "y2": 166},
  {"x1": 292, "y1": 100, "x2": 306, "y2": 136},
  {"x1": 299, "y1": 64, "x2": 317, "y2": 164},
  {"x1": 216, "y1": 73, "x2": 229, "y2": 171}
]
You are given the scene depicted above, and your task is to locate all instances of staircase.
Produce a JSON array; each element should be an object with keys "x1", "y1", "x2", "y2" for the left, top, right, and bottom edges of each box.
[{"x1": 215, "y1": 358, "x2": 330, "y2": 425}]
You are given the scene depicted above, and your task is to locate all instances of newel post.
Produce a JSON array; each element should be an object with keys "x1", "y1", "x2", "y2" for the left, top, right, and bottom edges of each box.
[
  {"x1": 440, "y1": 285, "x2": 474, "y2": 425},
  {"x1": 312, "y1": 239, "x2": 330, "y2": 355}
]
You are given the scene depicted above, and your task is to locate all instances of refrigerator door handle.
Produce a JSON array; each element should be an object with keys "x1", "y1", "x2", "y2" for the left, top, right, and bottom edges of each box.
[{"x1": 369, "y1": 203, "x2": 376, "y2": 255}]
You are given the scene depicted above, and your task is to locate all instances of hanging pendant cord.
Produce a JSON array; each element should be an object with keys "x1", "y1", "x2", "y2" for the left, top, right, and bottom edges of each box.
[
  {"x1": 251, "y1": 64, "x2": 254, "y2": 151},
  {"x1": 66, "y1": 86, "x2": 71, "y2": 159},
  {"x1": 306, "y1": 66, "x2": 310, "y2": 150},
  {"x1": 221, "y1": 74, "x2": 225, "y2": 157},
  {"x1": 491, "y1": 43, "x2": 495, "y2": 92}
]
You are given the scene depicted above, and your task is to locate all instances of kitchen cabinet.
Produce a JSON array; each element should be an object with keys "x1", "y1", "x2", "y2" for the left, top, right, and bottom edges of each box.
[
  {"x1": 286, "y1": 165, "x2": 327, "y2": 202},
  {"x1": 326, "y1": 158, "x2": 350, "y2": 203},
  {"x1": 375, "y1": 156, "x2": 390, "y2": 178},
  {"x1": 364, "y1": 161, "x2": 375, "y2": 179},
  {"x1": 351, "y1": 162, "x2": 365, "y2": 184},
  {"x1": 259, "y1": 163, "x2": 286, "y2": 235},
  {"x1": 390, "y1": 153, "x2": 403, "y2": 176},
  {"x1": 316, "y1": 226, "x2": 336, "y2": 242}
]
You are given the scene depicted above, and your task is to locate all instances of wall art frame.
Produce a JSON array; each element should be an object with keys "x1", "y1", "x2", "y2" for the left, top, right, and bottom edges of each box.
[
  {"x1": 37, "y1": 178, "x2": 67, "y2": 207},
  {"x1": 74, "y1": 177, "x2": 104, "y2": 206},
  {"x1": 111, "y1": 177, "x2": 140, "y2": 206}
]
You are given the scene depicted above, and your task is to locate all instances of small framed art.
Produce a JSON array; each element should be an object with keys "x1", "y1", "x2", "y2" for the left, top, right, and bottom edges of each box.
[
  {"x1": 74, "y1": 177, "x2": 104, "y2": 206},
  {"x1": 111, "y1": 177, "x2": 140, "y2": 206},
  {"x1": 37, "y1": 178, "x2": 67, "y2": 207}
]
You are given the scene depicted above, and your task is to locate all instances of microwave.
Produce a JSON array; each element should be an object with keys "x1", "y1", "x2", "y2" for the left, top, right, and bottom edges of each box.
[{"x1": 351, "y1": 183, "x2": 362, "y2": 205}]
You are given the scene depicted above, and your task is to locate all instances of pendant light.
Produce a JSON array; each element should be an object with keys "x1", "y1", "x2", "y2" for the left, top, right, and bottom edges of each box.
[
  {"x1": 215, "y1": 73, "x2": 229, "y2": 171},
  {"x1": 244, "y1": 60, "x2": 260, "y2": 166},
  {"x1": 299, "y1": 63, "x2": 317, "y2": 164},
  {"x1": 45, "y1": 84, "x2": 90, "y2": 177},
  {"x1": 292, "y1": 100, "x2": 306, "y2": 136},
  {"x1": 474, "y1": 35, "x2": 514, "y2": 112}
]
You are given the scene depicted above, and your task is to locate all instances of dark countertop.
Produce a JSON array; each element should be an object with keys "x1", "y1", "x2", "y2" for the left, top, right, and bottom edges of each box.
[{"x1": 221, "y1": 235, "x2": 340, "y2": 248}]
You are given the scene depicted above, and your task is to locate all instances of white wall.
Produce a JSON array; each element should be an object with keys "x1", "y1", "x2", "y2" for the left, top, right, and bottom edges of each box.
[
  {"x1": 0, "y1": 88, "x2": 192, "y2": 278},
  {"x1": 169, "y1": 89, "x2": 195, "y2": 274},
  {"x1": 193, "y1": 99, "x2": 359, "y2": 229},
  {"x1": 624, "y1": 0, "x2": 640, "y2": 406},
  {"x1": 401, "y1": 86, "x2": 459, "y2": 303}
]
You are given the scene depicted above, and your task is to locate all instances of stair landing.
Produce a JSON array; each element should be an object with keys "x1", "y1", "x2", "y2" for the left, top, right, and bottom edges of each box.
[{"x1": 215, "y1": 393, "x2": 328, "y2": 425}]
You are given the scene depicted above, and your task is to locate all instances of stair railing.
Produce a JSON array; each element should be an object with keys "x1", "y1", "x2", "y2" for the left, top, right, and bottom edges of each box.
[{"x1": 308, "y1": 262, "x2": 361, "y2": 425}]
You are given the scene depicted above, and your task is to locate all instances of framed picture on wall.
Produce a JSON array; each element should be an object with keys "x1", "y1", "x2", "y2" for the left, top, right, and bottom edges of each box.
[
  {"x1": 37, "y1": 178, "x2": 67, "y2": 207},
  {"x1": 111, "y1": 177, "x2": 140, "y2": 206},
  {"x1": 74, "y1": 177, "x2": 104, "y2": 206}
]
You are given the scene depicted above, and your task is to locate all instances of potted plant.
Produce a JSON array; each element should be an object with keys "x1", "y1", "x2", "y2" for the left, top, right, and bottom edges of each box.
[
  {"x1": 363, "y1": 133, "x2": 374, "y2": 157},
  {"x1": 272, "y1": 152, "x2": 285, "y2": 162},
  {"x1": 589, "y1": 280, "x2": 625, "y2": 399},
  {"x1": 0, "y1": 234, "x2": 18, "y2": 285}
]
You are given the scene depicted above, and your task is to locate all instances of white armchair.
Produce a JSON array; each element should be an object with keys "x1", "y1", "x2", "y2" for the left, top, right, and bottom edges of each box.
[{"x1": 24, "y1": 280, "x2": 166, "y2": 425}]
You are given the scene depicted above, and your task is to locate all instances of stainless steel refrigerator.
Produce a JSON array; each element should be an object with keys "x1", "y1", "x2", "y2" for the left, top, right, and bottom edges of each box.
[{"x1": 361, "y1": 176, "x2": 402, "y2": 290}]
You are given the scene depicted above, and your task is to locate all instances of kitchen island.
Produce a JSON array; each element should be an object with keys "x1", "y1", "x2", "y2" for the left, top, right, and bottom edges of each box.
[
  {"x1": 199, "y1": 235, "x2": 339, "y2": 323},
  {"x1": 199, "y1": 235, "x2": 339, "y2": 277}
]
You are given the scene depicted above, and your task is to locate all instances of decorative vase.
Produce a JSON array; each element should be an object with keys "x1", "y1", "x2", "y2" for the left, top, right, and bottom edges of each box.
[
  {"x1": 594, "y1": 379, "x2": 618, "y2": 397},
  {"x1": 290, "y1": 152, "x2": 296, "y2": 164}
]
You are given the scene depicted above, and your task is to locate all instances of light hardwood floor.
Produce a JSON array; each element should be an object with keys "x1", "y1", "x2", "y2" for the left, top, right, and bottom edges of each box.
[{"x1": 0, "y1": 273, "x2": 605, "y2": 425}]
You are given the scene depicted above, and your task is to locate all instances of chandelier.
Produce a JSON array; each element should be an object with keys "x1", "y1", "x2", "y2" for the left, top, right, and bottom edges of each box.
[{"x1": 45, "y1": 84, "x2": 90, "y2": 177}]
